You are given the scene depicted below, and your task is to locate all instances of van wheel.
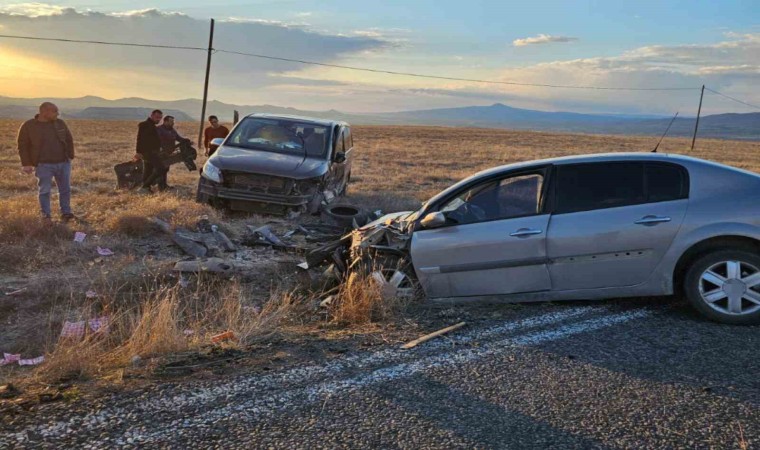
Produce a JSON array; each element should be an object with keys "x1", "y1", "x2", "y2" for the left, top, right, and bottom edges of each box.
[{"x1": 683, "y1": 249, "x2": 760, "y2": 325}]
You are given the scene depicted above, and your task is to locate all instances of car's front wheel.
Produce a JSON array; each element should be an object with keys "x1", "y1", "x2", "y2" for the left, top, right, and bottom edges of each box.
[{"x1": 684, "y1": 249, "x2": 760, "y2": 325}]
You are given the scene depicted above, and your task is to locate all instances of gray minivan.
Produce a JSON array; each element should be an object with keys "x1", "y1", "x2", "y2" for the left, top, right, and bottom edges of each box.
[{"x1": 197, "y1": 113, "x2": 354, "y2": 215}]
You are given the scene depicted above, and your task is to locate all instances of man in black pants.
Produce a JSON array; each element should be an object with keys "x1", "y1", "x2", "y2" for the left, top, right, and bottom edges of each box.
[{"x1": 135, "y1": 109, "x2": 165, "y2": 193}]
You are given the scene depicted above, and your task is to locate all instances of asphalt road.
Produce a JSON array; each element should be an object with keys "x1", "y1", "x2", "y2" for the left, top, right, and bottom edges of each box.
[{"x1": 2, "y1": 299, "x2": 758, "y2": 449}]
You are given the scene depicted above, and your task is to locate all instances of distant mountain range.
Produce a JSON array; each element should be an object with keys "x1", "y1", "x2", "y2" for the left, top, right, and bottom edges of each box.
[{"x1": 1, "y1": 95, "x2": 757, "y2": 140}]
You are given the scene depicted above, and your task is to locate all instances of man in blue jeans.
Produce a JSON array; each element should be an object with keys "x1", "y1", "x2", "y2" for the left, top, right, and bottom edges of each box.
[{"x1": 17, "y1": 102, "x2": 76, "y2": 221}]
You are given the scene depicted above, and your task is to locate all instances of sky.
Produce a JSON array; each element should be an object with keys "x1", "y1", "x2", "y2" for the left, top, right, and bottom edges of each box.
[{"x1": 0, "y1": 0, "x2": 758, "y2": 115}]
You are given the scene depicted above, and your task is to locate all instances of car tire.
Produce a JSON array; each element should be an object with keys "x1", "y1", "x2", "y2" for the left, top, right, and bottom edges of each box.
[
  {"x1": 321, "y1": 204, "x2": 365, "y2": 228},
  {"x1": 683, "y1": 248, "x2": 760, "y2": 325}
]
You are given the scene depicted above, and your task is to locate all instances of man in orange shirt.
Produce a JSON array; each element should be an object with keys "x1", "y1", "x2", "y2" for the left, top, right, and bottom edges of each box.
[{"x1": 203, "y1": 115, "x2": 229, "y2": 156}]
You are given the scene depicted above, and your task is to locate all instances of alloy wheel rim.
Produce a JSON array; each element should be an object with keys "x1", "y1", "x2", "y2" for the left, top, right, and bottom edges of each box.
[
  {"x1": 371, "y1": 268, "x2": 416, "y2": 300},
  {"x1": 699, "y1": 260, "x2": 760, "y2": 316}
]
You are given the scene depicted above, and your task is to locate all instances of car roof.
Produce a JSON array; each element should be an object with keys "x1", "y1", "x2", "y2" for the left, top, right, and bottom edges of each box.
[
  {"x1": 423, "y1": 152, "x2": 759, "y2": 209},
  {"x1": 470, "y1": 152, "x2": 746, "y2": 178},
  {"x1": 244, "y1": 113, "x2": 346, "y2": 127}
]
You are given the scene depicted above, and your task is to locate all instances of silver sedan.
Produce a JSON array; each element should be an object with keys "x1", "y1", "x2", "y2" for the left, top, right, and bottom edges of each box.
[{"x1": 358, "y1": 153, "x2": 760, "y2": 325}]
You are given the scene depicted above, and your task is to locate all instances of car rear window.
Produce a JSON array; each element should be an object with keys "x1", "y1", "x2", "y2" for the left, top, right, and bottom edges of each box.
[
  {"x1": 646, "y1": 163, "x2": 688, "y2": 202},
  {"x1": 554, "y1": 161, "x2": 689, "y2": 214},
  {"x1": 555, "y1": 162, "x2": 645, "y2": 214}
]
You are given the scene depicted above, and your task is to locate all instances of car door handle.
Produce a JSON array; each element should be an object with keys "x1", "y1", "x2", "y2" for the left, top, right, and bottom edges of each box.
[
  {"x1": 510, "y1": 228, "x2": 543, "y2": 237},
  {"x1": 635, "y1": 215, "x2": 672, "y2": 225}
]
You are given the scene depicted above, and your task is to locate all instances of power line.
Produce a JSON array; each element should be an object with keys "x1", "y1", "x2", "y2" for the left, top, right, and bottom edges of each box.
[
  {"x1": 0, "y1": 33, "x2": 206, "y2": 51},
  {"x1": 215, "y1": 49, "x2": 698, "y2": 91},
  {"x1": 704, "y1": 87, "x2": 760, "y2": 111}
]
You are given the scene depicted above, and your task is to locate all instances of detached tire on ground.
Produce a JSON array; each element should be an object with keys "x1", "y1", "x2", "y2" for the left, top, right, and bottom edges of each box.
[
  {"x1": 321, "y1": 204, "x2": 366, "y2": 228},
  {"x1": 683, "y1": 248, "x2": 760, "y2": 325}
]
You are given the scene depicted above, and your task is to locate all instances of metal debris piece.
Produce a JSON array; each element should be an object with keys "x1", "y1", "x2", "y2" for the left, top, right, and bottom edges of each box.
[{"x1": 247, "y1": 225, "x2": 288, "y2": 248}]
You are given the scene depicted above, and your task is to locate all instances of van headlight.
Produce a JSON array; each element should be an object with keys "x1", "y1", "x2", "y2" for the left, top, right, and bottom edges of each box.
[{"x1": 202, "y1": 161, "x2": 223, "y2": 183}]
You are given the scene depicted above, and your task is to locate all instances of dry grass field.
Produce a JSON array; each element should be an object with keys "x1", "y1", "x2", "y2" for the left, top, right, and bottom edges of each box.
[{"x1": 1, "y1": 118, "x2": 758, "y2": 386}]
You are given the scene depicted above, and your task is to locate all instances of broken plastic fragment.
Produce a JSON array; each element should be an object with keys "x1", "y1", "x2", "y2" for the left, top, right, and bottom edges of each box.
[
  {"x1": 97, "y1": 247, "x2": 114, "y2": 256},
  {"x1": 74, "y1": 231, "x2": 86, "y2": 243},
  {"x1": 4, "y1": 288, "x2": 27, "y2": 296},
  {"x1": 18, "y1": 356, "x2": 45, "y2": 366},
  {"x1": 297, "y1": 262, "x2": 309, "y2": 270},
  {"x1": 60, "y1": 321, "x2": 86, "y2": 339},
  {"x1": 0, "y1": 353, "x2": 20, "y2": 366},
  {"x1": 88, "y1": 316, "x2": 111, "y2": 335}
]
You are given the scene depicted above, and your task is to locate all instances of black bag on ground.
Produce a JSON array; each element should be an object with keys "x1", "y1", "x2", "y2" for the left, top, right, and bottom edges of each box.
[
  {"x1": 114, "y1": 160, "x2": 143, "y2": 190},
  {"x1": 161, "y1": 140, "x2": 198, "y2": 171}
]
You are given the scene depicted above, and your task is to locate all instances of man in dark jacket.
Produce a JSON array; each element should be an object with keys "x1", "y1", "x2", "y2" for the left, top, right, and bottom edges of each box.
[
  {"x1": 17, "y1": 102, "x2": 76, "y2": 221},
  {"x1": 135, "y1": 109, "x2": 164, "y2": 192},
  {"x1": 155, "y1": 115, "x2": 190, "y2": 189}
]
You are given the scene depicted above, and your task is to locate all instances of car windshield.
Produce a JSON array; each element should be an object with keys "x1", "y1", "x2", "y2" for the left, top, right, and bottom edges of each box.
[{"x1": 225, "y1": 117, "x2": 329, "y2": 158}]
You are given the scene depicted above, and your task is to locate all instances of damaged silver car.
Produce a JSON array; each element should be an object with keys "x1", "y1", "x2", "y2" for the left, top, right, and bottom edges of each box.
[
  {"x1": 197, "y1": 114, "x2": 354, "y2": 215},
  {"x1": 330, "y1": 153, "x2": 760, "y2": 325}
]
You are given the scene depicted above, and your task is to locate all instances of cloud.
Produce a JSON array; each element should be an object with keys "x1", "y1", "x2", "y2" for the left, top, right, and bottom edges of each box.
[
  {"x1": 513, "y1": 34, "x2": 579, "y2": 47},
  {"x1": 0, "y1": 4, "x2": 387, "y2": 100}
]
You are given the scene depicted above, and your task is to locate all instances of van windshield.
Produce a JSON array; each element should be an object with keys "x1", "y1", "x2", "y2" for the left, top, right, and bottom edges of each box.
[{"x1": 226, "y1": 117, "x2": 329, "y2": 158}]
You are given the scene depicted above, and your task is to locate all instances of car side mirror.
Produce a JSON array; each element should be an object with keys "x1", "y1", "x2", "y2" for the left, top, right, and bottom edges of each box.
[
  {"x1": 420, "y1": 211, "x2": 446, "y2": 229},
  {"x1": 334, "y1": 152, "x2": 346, "y2": 163},
  {"x1": 210, "y1": 137, "x2": 225, "y2": 147}
]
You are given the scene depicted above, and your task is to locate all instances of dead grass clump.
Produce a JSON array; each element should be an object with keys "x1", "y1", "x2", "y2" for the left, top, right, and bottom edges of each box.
[
  {"x1": 328, "y1": 272, "x2": 407, "y2": 325},
  {"x1": 106, "y1": 214, "x2": 152, "y2": 237},
  {"x1": 32, "y1": 277, "x2": 305, "y2": 382},
  {"x1": 0, "y1": 199, "x2": 71, "y2": 244}
]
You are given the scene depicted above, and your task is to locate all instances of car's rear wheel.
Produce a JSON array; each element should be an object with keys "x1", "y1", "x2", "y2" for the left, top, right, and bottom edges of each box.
[{"x1": 684, "y1": 249, "x2": 760, "y2": 325}]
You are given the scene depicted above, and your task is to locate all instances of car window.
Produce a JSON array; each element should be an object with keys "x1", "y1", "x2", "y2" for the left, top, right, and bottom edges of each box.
[
  {"x1": 226, "y1": 117, "x2": 328, "y2": 157},
  {"x1": 646, "y1": 163, "x2": 688, "y2": 202},
  {"x1": 439, "y1": 173, "x2": 544, "y2": 225},
  {"x1": 555, "y1": 162, "x2": 645, "y2": 214}
]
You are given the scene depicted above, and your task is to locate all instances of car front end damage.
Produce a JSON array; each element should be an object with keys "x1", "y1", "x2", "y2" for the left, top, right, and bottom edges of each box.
[
  {"x1": 197, "y1": 169, "x2": 338, "y2": 215},
  {"x1": 305, "y1": 211, "x2": 418, "y2": 297}
]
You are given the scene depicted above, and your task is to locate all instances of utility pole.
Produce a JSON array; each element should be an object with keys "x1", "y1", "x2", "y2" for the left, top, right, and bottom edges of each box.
[
  {"x1": 198, "y1": 18, "x2": 215, "y2": 149},
  {"x1": 691, "y1": 84, "x2": 705, "y2": 151}
]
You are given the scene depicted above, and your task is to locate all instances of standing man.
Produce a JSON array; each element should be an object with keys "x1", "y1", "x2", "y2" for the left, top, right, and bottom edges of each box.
[
  {"x1": 17, "y1": 102, "x2": 75, "y2": 221},
  {"x1": 203, "y1": 115, "x2": 229, "y2": 156},
  {"x1": 156, "y1": 115, "x2": 190, "y2": 189},
  {"x1": 136, "y1": 109, "x2": 165, "y2": 193}
]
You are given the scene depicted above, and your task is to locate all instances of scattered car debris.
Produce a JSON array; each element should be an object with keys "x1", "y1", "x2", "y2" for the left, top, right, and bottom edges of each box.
[
  {"x1": 0, "y1": 353, "x2": 21, "y2": 366},
  {"x1": 89, "y1": 316, "x2": 110, "y2": 335},
  {"x1": 246, "y1": 225, "x2": 291, "y2": 249},
  {"x1": 18, "y1": 355, "x2": 45, "y2": 366},
  {"x1": 96, "y1": 246, "x2": 114, "y2": 256},
  {"x1": 401, "y1": 322, "x2": 466, "y2": 349},
  {"x1": 73, "y1": 232, "x2": 86, "y2": 243},
  {"x1": 60, "y1": 321, "x2": 86, "y2": 339},
  {"x1": 150, "y1": 217, "x2": 237, "y2": 258},
  {"x1": 4, "y1": 288, "x2": 27, "y2": 296},
  {"x1": 211, "y1": 331, "x2": 236, "y2": 344}
]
